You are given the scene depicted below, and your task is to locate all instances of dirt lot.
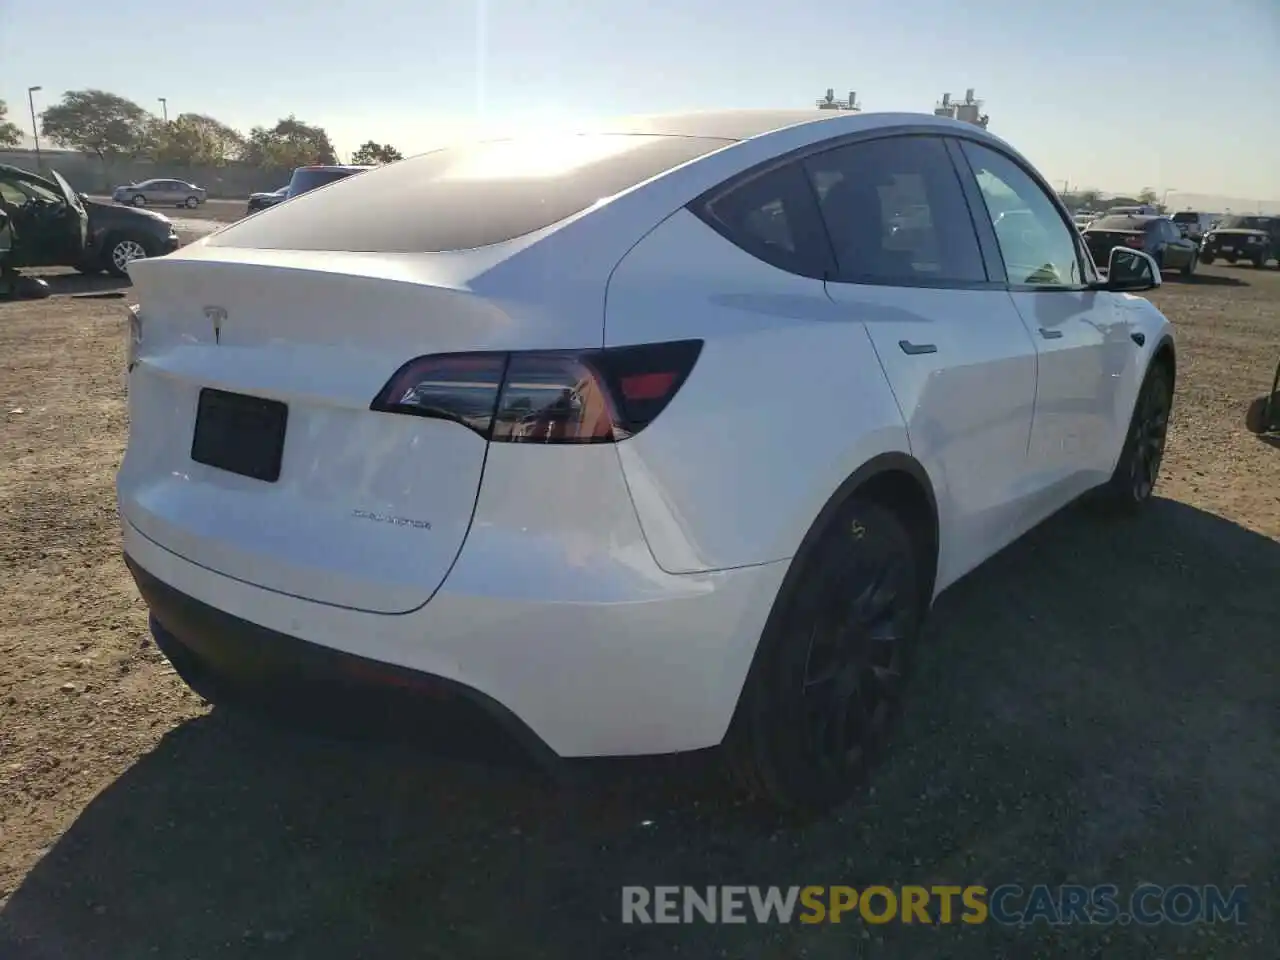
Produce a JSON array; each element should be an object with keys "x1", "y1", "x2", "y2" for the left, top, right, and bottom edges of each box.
[{"x1": 0, "y1": 265, "x2": 1277, "y2": 959}]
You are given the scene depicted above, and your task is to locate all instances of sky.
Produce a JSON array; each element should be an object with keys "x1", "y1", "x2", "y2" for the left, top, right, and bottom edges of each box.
[{"x1": 3, "y1": 0, "x2": 1278, "y2": 208}]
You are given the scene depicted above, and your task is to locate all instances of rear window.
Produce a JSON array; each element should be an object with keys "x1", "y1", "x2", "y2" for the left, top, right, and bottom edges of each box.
[
  {"x1": 211, "y1": 134, "x2": 728, "y2": 253},
  {"x1": 1090, "y1": 216, "x2": 1146, "y2": 231},
  {"x1": 287, "y1": 168, "x2": 365, "y2": 196},
  {"x1": 1171, "y1": 212, "x2": 1199, "y2": 223},
  {"x1": 1217, "y1": 215, "x2": 1274, "y2": 231}
]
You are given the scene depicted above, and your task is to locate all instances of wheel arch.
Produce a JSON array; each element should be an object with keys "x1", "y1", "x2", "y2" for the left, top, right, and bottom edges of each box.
[
  {"x1": 760, "y1": 451, "x2": 939, "y2": 661},
  {"x1": 1151, "y1": 333, "x2": 1176, "y2": 387},
  {"x1": 722, "y1": 450, "x2": 939, "y2": 751}
]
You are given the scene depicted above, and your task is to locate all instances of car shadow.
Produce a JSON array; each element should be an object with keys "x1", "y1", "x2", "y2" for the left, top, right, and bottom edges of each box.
[
  {"x1": 2, "y1": 499, "x2": 1277, "y2": 960},
  {"x1": 1172, "y1": 271, "x2": 1248, "y2": 287},
  {"x1": 34, "y1": 272, "x2": 133, "y2": 298}
]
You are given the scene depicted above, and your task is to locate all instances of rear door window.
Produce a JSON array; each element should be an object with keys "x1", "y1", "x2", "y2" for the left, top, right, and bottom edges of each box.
[
  {"x1": 215, "y1": 134, "x2": 729, "y2": 252},
  {"x1": 803, "y1": 135, "x2": 987, "y2": 286}
]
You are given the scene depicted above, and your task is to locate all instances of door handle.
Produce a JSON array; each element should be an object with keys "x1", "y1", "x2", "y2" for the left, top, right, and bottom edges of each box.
[
  {"x1": 1039, "y1": 327, "x2": 1064, "y2": 340},
  {"x1": 898, "y1": 340, "x2": 937, "y2": 355}
]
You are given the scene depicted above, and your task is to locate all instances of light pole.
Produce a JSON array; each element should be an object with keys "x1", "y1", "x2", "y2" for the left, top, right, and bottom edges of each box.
[
  {"x1": 158, "y1": 97, "x2": 168, "y2": 122},
  {"x1": 1161, "y1": 187, "x2": 1175, "y2": 209},
  {"x1": 27, "y1": 85, "x2": 42, "y2": 168}
]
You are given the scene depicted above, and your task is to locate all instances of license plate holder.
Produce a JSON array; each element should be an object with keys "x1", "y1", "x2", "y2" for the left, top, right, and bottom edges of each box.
[{"x1": 191, "y1": 388, "x2": 288, "y2": 482}]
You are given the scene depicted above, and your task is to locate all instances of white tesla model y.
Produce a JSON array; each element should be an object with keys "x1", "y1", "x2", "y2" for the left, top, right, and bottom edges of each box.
[{"x1": 118, "y1": 110, "x2": 1175, "y2": 810}]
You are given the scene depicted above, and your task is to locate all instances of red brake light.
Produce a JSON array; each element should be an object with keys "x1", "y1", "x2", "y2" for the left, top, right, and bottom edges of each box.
[
  {"x1": 1123, "y1": 234, "x2": 1143, "y2": 247},
  {"x1": 370, "y1": 340, "x2": 702, "y2": 443}
]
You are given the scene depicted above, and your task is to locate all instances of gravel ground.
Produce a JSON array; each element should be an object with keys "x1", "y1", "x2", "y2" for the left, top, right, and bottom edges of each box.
[{"x1": 0, "y1": 263, "x2": 1277, "y2": 959}]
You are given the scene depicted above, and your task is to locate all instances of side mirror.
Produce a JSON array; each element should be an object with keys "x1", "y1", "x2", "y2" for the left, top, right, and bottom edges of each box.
[{"x1": 1106, "y1": 247, "x2": 1161, "y2": 292}]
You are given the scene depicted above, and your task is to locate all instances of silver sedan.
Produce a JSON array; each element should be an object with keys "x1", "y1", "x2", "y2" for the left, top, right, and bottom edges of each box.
[{"x1": 112, "y1": 179, "x2": 207, "y2": 209}]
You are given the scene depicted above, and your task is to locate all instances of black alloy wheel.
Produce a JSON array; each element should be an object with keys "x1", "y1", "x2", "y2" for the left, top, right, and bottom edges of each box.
[{"x1": 727, "y1": 499, "x2": 924, "y2": 812}]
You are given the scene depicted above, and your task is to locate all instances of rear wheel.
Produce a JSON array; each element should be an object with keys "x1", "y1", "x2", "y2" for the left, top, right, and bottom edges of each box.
[
  {"x1": 185, "y1": 196, "x2": 200, "y2": 209},
  {"x1": 726, "y1": 499, "x2": 924, "y2": 813},
  {"x1": 1100, "y1": 362, "x2": 1172, "y2": 511},
  {"x1": 131, "y1": 194, "x2": 146, "y2": 207},
  {"x1": 1200, "y1": 254, "x2": 1215, "y2": 265},
  {"x1": 1252, "y1": 252, "x2": 1267, "y2": 268}
]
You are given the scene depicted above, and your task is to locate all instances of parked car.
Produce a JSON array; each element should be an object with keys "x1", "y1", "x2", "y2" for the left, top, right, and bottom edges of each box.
[
  {"x1": 112, "y1": 179, "x2": 207, "y2": 209},
  {"x1": 1169, "y1": 210, "x2": 1217, "y2": 242},
  {"x1": 1082, "y1": 214, "x2": 1200, "y2": 277},
  {"x1": 0, "y1": 163, "x2": 180, "y2": 277},
  {"x1": 1199, "y1": 215, "x2": 1279, "y2": 268},
  {"x1": 247, "y1": 186, "x2": 289, "y2": 214},
  {"x1": 284, "y1": 164, "x2": 373, "y2": 199},
  {"x1": 118, "y1": 111, "x2": 1174, "y2": 812}
]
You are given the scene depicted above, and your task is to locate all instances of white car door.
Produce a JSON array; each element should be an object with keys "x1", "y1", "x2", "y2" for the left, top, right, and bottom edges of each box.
[
  {"x1": 956, "y1": 140, "x2": 1133, "y2": 500},
  {"x1": 811, "y1": 133, "x2": 1040, "y2": 590}
]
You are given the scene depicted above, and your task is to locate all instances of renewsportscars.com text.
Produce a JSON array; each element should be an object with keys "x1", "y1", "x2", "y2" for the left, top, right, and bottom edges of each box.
[{"x1": 621, "y1": 884, "x2": 1247, "y2": 926}]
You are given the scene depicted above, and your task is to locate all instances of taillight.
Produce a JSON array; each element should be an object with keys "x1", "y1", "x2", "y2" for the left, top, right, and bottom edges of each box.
[
  {"x1": 1123, "y1": 234, "x2": 1143, "y2": 247},
  {"x1": 370, "y1": 340, "x2": 702, "y2": 443}
]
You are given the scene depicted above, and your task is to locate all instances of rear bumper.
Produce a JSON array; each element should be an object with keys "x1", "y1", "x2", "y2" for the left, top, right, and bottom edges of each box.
[
  {"x1": 119, "y1": 513, "x2": 788, "y2": 759},
  {"x1": 128, "y1": 556, "x2": 557, "y2": 767}
]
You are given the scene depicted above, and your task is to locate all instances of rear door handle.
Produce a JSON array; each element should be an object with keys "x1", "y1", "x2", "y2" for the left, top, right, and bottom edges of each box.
[
  {"x1": 1039, "y1": 327, "x2": 1064, "y2": 340},
  {"x1": 898, "y1": 340, "x2": 937, "y2": 355}
]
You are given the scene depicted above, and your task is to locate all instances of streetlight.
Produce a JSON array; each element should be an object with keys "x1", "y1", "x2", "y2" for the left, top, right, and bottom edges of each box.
[
  {"x1": 1161, "y1": 187, "x2": 1176, "y2": 208},
  {"x1": 27, "y1": 85, "x2": 41, "y2": 168},
  {"x1": 158, "y1": 97, "x2": 168, "y2": 122}
]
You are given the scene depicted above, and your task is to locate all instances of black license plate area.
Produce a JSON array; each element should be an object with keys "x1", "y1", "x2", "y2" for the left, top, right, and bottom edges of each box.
[{"x1": 191, "y1": 388, "x2": 288, "y2": 482}]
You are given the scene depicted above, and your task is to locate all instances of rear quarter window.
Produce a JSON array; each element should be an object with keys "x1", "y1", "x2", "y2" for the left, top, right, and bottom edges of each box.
[{"x1": 212, "y1": 134, "x2": 728, "y2": 253}]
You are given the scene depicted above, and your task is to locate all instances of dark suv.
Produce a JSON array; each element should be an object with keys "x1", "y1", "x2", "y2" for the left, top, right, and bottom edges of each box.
[
  {"x1": 285, "y1": 164, "x2": 373, "y2": 199},
  {"x1": 0, "y1": 163, "x2": 180, "y2": 277},
  {"x1": 1200, "y1": 215, "x2": 1279, "y2": 268}
]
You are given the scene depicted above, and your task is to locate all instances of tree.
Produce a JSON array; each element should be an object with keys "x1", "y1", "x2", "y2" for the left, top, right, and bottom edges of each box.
[
  {"x1": 240, "y1": 115, "x2": 337, "y2": 170},
  {"x1": 152, "y1": 113, "x2": 245, "y2": 166},
  {"x1": 39, "y1": 89, "x2": 154, "y2": 162},
  {"x1": 1137, "y1": 187, "x2": 1158, "y2": 206},
  {"x1": 1078, "y1": 189, "x2": 1101, "y2": 210},
  {"x1": 0, "y1": 100, "x2": 22, "y2": 149},
  {"x1": 350, "y1": 140, "x2": 404, "y2": 165}
]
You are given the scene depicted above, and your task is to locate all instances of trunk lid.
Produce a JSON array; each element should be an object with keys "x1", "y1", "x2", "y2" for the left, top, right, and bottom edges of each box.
[{"x1": 119, "y1": 247, "x2": 598, "y2": 614}]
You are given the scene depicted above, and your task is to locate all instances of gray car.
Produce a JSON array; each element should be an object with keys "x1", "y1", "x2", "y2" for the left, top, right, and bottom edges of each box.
[{"x1": 112, "y1": 178, "x2": 207, "y2": 209}]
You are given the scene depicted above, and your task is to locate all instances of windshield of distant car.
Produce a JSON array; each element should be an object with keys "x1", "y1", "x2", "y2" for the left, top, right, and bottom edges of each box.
[
  {"x1": 214, "y1": 134, "x2": 729, "y2": 252},
  {"x1": 1216, "y1": 215, "x2": 1273, "y2": 231},
  {"x1": 1171, "y1": 212, "x2": 1200, "y2": 223}
]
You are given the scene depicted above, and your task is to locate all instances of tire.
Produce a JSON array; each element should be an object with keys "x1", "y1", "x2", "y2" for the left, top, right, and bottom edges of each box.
[
  {"x1": 130, "y1": 194, "x2": 147, "y2": 207},
  {"x1": 725, "y1": 498, "x2": 925, "y2": 813},
  {"x1": 1252, "y1": 253, "x2": 1267, "y2": 269},
  {"x1": 185, "y1": 196, "x2": 199, "y2": 209},
  {"x1": 1180, "y1": 254, "x2": 1197, "y2": 279},
  {"x1": 1099, "y1": 361, "x2": 1173, "y2": 511},
  {"x1": 1200, "y1": 254, "x2": 1215, "y2": 265},
  {"x1": 1225, "y1": 256, "x2": 1238, "y2": 264},
  {"x1": 102, "y1": 234, "x2": 152, "y2": 278}
]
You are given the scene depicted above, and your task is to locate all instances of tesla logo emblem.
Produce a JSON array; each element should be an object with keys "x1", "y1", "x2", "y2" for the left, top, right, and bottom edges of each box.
[{"x1": 203, "y1": 305, "x2": 227, "y2": 344}]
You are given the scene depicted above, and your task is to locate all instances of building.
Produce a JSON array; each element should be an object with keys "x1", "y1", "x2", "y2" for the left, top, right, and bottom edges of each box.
[
  {"x1": 815, "y1": 88, "x2": 861, "y2": 112},
  {"x1": 934, "y1": 89, "x2": 989, "y2": 129}
]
